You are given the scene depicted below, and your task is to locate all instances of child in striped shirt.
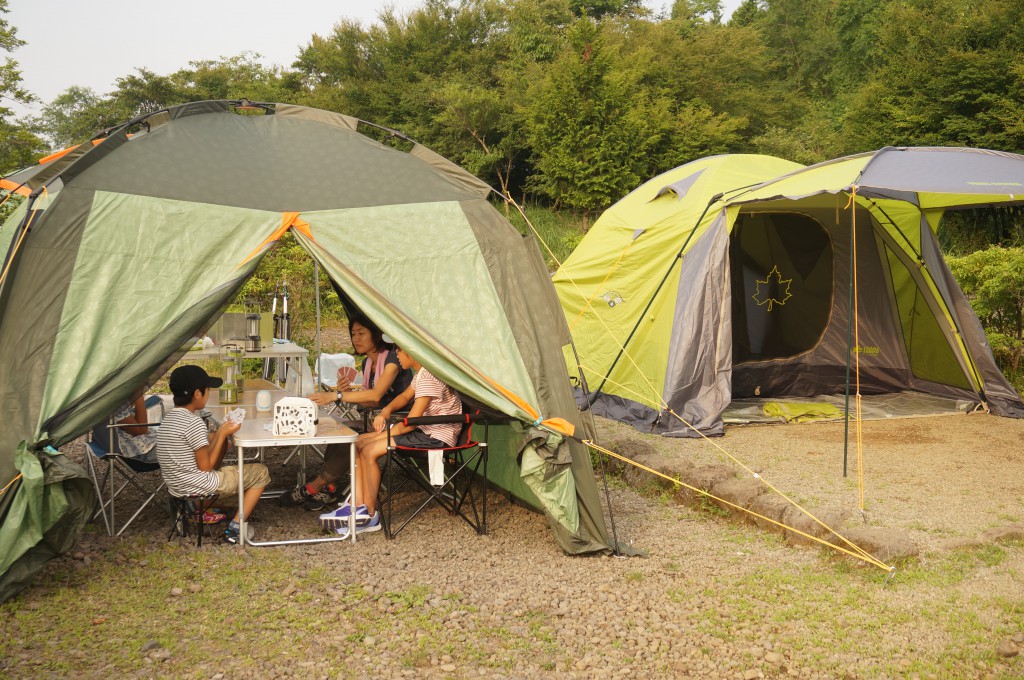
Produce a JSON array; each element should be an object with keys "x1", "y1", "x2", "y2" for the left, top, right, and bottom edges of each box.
[{"x1": 322, "y1": 345, "x2": 462, "y2": 533}]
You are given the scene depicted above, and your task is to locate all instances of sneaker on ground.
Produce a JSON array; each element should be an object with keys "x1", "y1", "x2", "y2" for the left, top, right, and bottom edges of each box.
[
  {"x1": 318, "y1": 504, "x2": 371, "y2": 532},
  {"x1": 333, "y1": 511, "x2": 381, "y2": 537},
  {"x1": 304, "y1": 489, "x2": 336, "y2": 512},
  {"x1": 223, "y1": 523, "x2": 255, "y2": 545},
  {"x1": 278, "y1": 485, "x2": 310, "y2": 508}
]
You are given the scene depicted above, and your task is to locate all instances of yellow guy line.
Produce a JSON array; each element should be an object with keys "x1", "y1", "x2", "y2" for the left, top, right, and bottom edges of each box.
[
  {"x1": 843, "y1": 187, "x2": 866, "y2": 512},
  {"x1": 0, "y1": 473, "x2": 22, "y2": 496},
  {"x1": 580, "y1": 364, "x2": 887, "y2": 568},
  {"x1": 0, "y1": 197, "x2": 41, "y2": 288},
  {"x1": 586, "y1": 441, "x2": 892, "y2": 571}
]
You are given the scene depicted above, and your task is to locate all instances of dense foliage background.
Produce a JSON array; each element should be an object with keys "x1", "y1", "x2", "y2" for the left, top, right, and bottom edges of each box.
[{"x1": 2, "y1": 0, "x2": 1023, "y2": 387}]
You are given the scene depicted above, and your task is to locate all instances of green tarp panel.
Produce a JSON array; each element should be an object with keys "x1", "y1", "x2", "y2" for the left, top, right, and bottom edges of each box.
[{"x1": 0, "y1": 100, "x2": 615, "y2": 601}]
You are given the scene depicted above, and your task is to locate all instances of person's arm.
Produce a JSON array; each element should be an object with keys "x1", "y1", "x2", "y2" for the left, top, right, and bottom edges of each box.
[
  {"x1": 117, "y1": 396, "x2": 150, "y2": 437},
  {"x1": 194, "y1": 420, "x2": 241, "y2": 471},
  {"x1": 385, "y1": 394, "x2": 431, "y2": 438},
  {"x1": 308, "y1": 363, "x2": 399, "y2": 406},
  {"x1": 338, "y1": 363, "x2": 400, "y2": 406},
  {"x1": 373, "y1": 384, "x2": 416, "y2": 432}
]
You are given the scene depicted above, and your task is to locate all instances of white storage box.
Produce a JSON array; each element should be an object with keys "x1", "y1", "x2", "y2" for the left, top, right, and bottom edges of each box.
[{"x1": 273, "y1": 397, "x2": 318, "y2": 437}]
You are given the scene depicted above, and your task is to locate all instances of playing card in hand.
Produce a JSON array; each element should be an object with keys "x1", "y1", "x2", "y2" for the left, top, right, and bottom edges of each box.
[
  {"x1": 225, "y1": 407, "x2": 246, "y2": 424},
  {"x1": 337, "y1": 365, "x2": 358, "y2": 387}
]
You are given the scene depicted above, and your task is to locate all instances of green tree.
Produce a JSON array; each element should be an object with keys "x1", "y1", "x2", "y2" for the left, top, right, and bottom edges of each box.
[
  {"x1": 35, "y1": 55, "x2": 294, "y2": 147},
  {"x1": 521, "y1": 18, "x2": 741, "y2": 217},
  {"x1": 0, "y1": 0, "x2": 44, "y2": 173},
  {"x1": 948, "y1": 246, "x2": 1024, "y2": 386}
]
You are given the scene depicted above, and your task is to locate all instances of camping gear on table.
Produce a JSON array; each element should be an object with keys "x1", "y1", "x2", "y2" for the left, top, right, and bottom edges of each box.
[
  {"x1": 245, "y1": 313, "x2": 262, "y2": 353},
  {"x1": 556, "y1": 149, "x2": 1024, "y2": 438},
  {"x1": 273, "y1": 397, "x2": 318, "y2": 437},
  {"x1": 0, "y1": 100, "x2": 617, "y2": 601},
  {"x1": 218, "y1": 344, "x2": 244, "y2": 404}
]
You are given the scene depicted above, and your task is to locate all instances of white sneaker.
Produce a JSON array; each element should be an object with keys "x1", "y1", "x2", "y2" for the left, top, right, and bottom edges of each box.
[{"x1": 334, "y1": 511, "x2": 381, "y2": 537}]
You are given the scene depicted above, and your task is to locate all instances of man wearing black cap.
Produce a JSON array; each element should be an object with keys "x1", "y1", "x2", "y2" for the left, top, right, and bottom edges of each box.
[{"x1": 157, "y1": 365, "x2": 271, "y2": 544}]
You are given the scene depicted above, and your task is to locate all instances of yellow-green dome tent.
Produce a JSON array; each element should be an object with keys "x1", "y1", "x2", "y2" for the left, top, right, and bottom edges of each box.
[{"x1": 556, "y1": 149, "x2": 1024, "y2": 437}]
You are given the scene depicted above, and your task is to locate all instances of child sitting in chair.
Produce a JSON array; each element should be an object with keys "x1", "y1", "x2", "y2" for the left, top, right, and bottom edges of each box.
[
  {"x1": 156, "y1": 365, "x2": 270, "y2": 544},
  {"x1": 318, "y1": 344, "x2": 462, "y2": 534}
]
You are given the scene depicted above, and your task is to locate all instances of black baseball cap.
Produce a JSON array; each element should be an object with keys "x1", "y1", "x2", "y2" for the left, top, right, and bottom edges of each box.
[{"x1": 169, "y1": 365, "x2": 223, "y2": 401}]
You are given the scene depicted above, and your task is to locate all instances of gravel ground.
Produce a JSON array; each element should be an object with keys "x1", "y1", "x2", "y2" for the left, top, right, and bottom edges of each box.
[{"x1": 2, "y1": 412, "x2": 1023, "y2": 679}]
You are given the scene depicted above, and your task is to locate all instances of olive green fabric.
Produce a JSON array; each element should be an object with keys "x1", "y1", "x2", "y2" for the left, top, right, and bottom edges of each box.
[
  {"x1": 0, "y1": 445, "x2": 92, "y2": 602},
  {"x1": 40, "y1": 191, "x2": 282, "y2": 437},
  {"x1": 67, "y1": 102, "x2": 483, "y2": 212},
  {"x1": 1, "y1": 101, "x2": 614, "y2": 599}
]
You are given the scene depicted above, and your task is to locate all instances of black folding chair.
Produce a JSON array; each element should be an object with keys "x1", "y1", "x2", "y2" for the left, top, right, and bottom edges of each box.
[
  {"x1": 382, "y1": 411, "x2": 488, "y2": 539},
  {"x1": 85, "y1": 395, "x2": 165, "y2": 536}
]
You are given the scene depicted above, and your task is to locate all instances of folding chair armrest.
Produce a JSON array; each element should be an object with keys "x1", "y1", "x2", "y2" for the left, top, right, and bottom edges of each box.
[
  {"x1": 389, "y1": 414, "x2": 487, "y2": 427},
  {"x1": 104, "y1": 421, "x2": 162, "y2": 429}
]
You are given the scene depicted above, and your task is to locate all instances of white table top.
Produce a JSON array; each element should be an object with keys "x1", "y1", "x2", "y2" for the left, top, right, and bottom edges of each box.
[
  {"x1": 203, "y1": 381, "x2": 356, "y2": 446},
  {"x1": 187, "y1": 341, "x2": 309, "y2": 359}
]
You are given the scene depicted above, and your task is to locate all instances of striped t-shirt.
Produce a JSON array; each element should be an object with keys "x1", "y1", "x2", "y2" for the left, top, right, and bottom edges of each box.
[
  {"x1": 412, "y1": 369, "x2": 462, "y2": 447},
  {"x1": 156, "y1": 407, "x2": 219, "y2": 496}
]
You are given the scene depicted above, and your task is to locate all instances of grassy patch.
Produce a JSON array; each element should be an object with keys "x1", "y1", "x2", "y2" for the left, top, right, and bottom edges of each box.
[{"x1": 504, "y1": 202, "x2": 587, "y2": 272}]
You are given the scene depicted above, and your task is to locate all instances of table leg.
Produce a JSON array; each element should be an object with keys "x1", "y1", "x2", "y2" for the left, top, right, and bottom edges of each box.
[
  {"x1": 349, "y1": 441, "x2": 356, "y2": 543},
  {"x1": 238, "y1": 445, "x2": 246, "y2": 548}
]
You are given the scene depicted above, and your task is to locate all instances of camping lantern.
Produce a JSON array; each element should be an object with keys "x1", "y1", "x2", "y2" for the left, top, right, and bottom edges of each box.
[
  {"x1": 219, "y1": 344, "x2": 244, "y2": 403},
  {"x1": 245, "y1": 313, "x2": 261, "y2": 352}
]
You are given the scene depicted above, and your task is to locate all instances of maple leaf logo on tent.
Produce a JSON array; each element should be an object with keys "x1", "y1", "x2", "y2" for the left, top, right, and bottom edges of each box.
[{"x1": 752, "y1": 266, "x2": 793, "y2": 311}]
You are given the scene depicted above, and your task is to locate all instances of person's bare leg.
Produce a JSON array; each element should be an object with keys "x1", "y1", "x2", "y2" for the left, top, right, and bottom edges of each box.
[
  {"x1": 360, "y1": 439, "x2": 388, "y2": 515},
  {"x1": 234, "y1": 485, "x2": 264, "y2": 522}
]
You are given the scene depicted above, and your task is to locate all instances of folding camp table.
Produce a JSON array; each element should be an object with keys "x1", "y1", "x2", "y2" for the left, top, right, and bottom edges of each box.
[{"x1": 204, "y1": 380, "x2": 361, "y2": 546}]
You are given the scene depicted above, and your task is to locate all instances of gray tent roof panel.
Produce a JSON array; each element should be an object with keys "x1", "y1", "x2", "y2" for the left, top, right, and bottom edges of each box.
[
  {"x1": 861, "y1": 147, "x2": 1024, "y2": 196},
  {"x1": 654, "y1": 168, "x2": 706, "y2": 201}
]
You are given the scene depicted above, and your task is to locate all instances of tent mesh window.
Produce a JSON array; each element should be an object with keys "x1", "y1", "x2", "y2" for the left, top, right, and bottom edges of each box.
[{"x1": 730, "y1": 213, "x2": 833, "y2": 363}]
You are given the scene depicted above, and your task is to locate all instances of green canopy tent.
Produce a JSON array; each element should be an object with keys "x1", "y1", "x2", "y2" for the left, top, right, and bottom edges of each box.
[
  {"x1": 555, "y1": 148, "x2": 1024, "y2": 437},
  {"x1": 0, "y1": 100, "x2": 615, "y2": 601}
]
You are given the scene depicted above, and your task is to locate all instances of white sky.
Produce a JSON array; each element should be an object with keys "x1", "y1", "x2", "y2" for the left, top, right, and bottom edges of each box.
[{"x1": 7, "y1": 0, "x2": 740, "y2": 117}]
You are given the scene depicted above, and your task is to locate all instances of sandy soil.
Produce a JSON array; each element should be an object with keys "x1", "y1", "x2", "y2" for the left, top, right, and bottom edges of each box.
[{"x1": 594, "y1": 411, "x2": 1024, "y2": 553}]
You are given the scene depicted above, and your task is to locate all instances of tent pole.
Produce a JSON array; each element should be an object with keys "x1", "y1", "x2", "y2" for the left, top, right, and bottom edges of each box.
[
  {"x1": 588, "y1": 194, "x2": 724, "y2": 405},
  {"x1": 568, "y1": 337, "x2": 622, "y2": 555},
  {"x1": 843, "y1": 200, "x2": 854, "y2": 478},
  {"x1": 315, "y1": 261, "x2": 322, "y2": 386}
]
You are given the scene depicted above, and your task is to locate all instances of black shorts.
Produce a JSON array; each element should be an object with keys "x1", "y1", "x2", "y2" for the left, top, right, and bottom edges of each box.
[{"x1": 394, "y1": 430, "x2": 450, "y2": 449}]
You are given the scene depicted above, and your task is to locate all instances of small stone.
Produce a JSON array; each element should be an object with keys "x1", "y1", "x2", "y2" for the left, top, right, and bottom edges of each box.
[
  {"x1": 188, "y1": 583, "x2": 203, "y2": 593},
  {"x1": 765, "y1": 652, "x2": 784, "y2": 665},
  {"x1": 744, "y1": 670, "x2": 760, "y2": 680},
  {"x1": 364, "y1": 636, "x2": 376, "y2": 647},
  {"x1": 169, "y1": 587, "x2": 183, "y2": 597},
  {"x1": 441, "y1": 664, "x2": 457, "y2": 672},
  {"x1": 140, "y1": 641, "x2": 163, "y2": 653},
  {"x1": 1013, "y1": 633, "x2": 1024, "y2": 644},
  {"x1": 996, "y1": 640, "x2": 1019, "y2": 658}
]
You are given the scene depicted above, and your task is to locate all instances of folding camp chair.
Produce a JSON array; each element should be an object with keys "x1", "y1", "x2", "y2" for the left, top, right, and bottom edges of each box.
[
  {"x1": 382, "y1": 410, "x2": 489, "y2": 539},
  {"x1": 167, "y1": 493, "x2": 222, "y2": 547},
  {"x1": 85, "y1": 395, "x2": 166, "y2": 536}
]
